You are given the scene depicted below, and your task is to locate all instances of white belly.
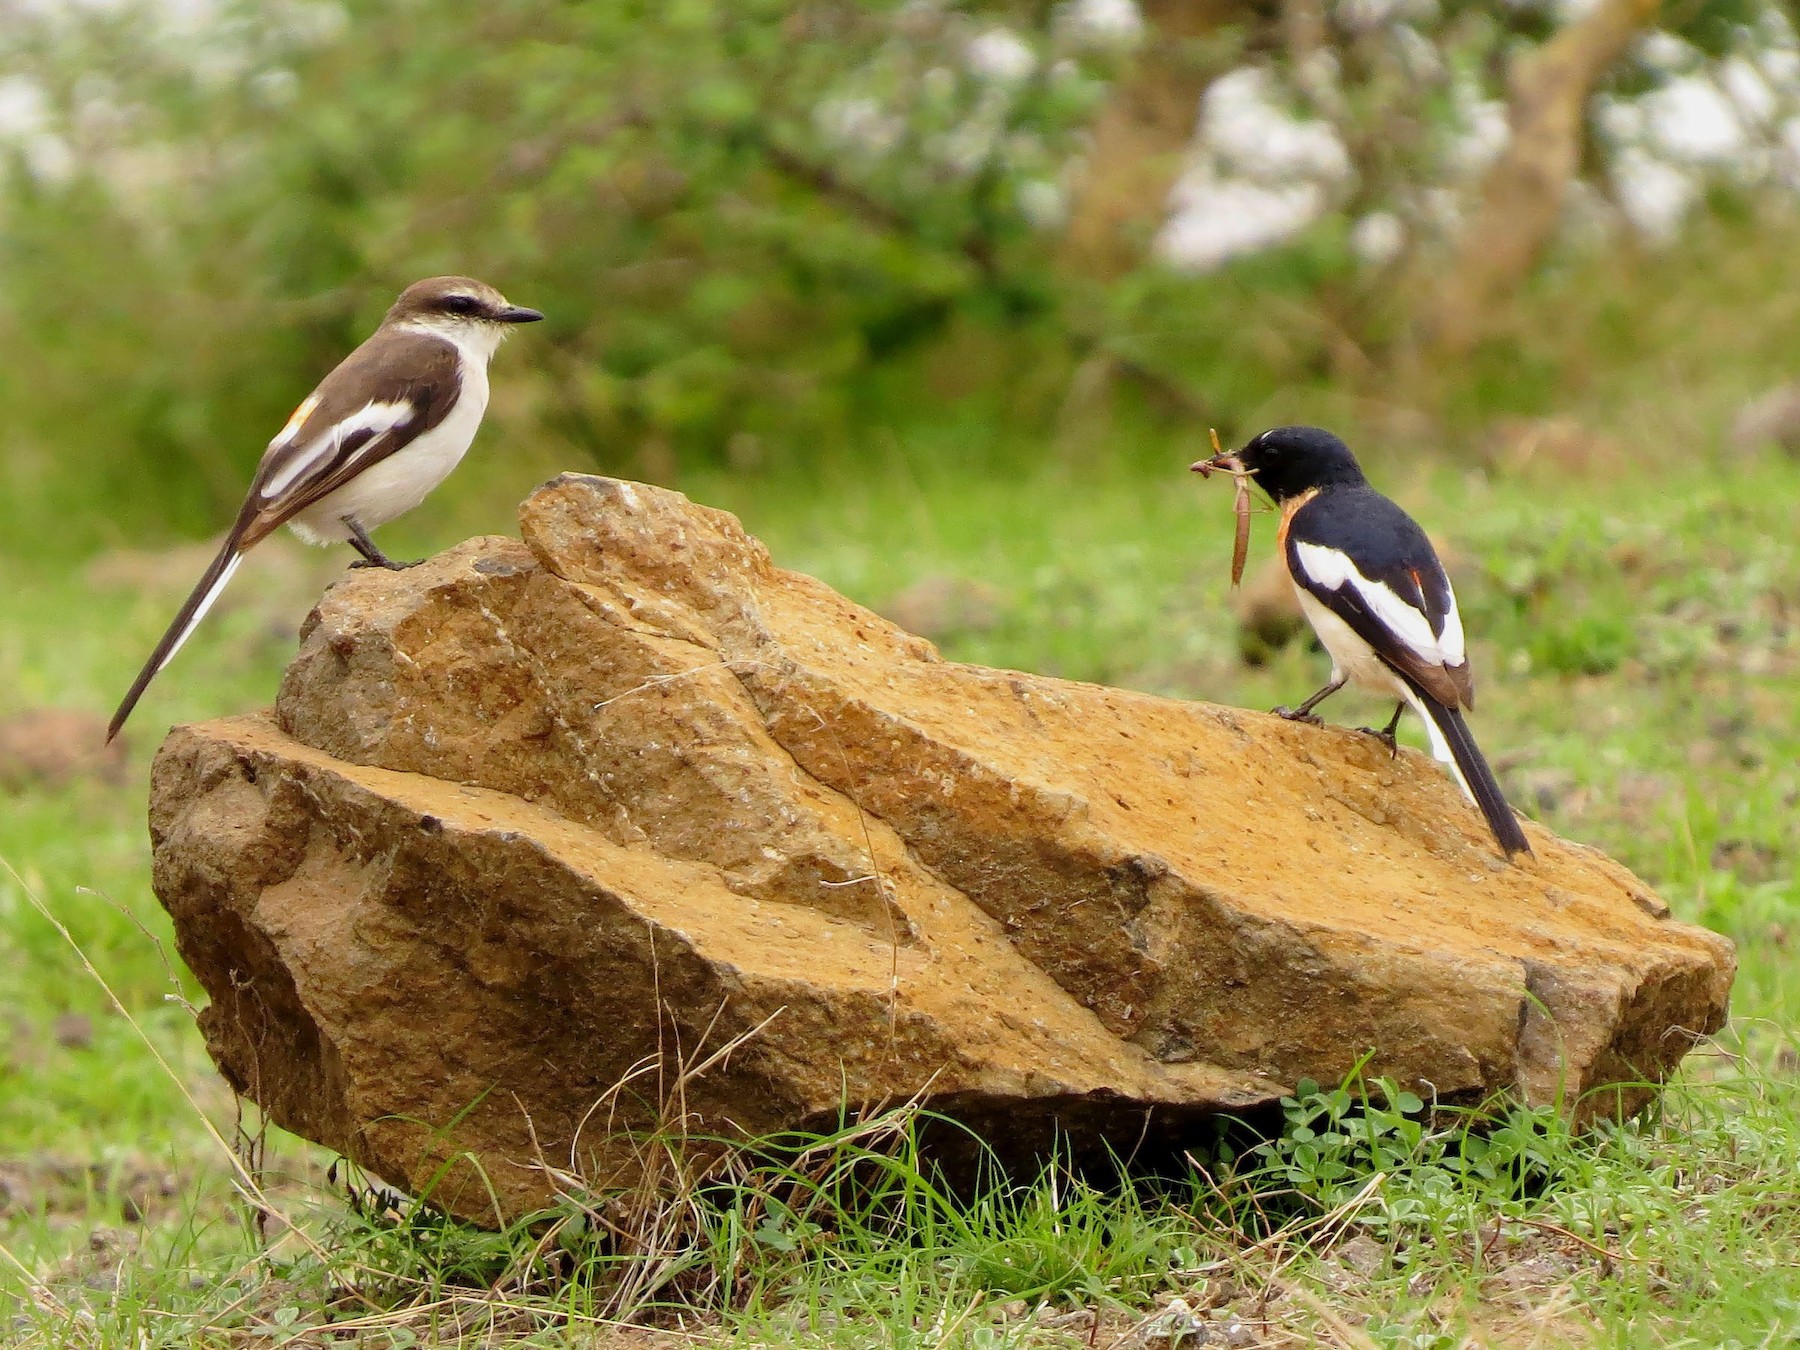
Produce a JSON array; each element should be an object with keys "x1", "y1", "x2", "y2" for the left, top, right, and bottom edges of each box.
[
  {"x1": 1294, "y1": 579, "x2": 1464, "y2": 786},
  {"x1": 287, "y1": 364, "x2": 488, "y2": 545},
  {"x1": 1294, "y1": 583, "x2": 1409, "y2": 700}
]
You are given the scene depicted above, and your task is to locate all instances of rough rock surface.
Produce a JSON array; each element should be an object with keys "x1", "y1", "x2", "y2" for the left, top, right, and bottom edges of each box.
[{"x1": 150, "y1": 475, "x2": 1734, "y2": 1223}]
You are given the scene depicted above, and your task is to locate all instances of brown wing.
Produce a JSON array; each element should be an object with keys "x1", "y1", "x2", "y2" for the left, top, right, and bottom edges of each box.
[
  {"x1": 237, "y1": 328, "x2": 463, "y2": 547},
  {"x1": 1444, "y1": 660, "x2": 1475, "y2": 710}
]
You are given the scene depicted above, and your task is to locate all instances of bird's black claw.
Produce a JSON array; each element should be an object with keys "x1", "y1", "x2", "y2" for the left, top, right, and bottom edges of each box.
[
  {"x1": 349, "y1": 557, "x2": 420, "y2": 571},
  {"x1": 1358, "y1": 726, "x2": 1400, "y2": 756},
  {"x1": 1273, "y1": 706, "x2": 1324, "y2": 726}
]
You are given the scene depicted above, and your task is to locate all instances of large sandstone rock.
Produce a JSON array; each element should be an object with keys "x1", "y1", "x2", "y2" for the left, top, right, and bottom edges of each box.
[{"x1": 150, "y1": 475, "x2": 1734, "y2": 1223}]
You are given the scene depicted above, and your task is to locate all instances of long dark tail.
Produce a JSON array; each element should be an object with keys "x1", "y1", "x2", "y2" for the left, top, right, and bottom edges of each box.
[
  {"x1": 1409, "y1": 685, "x2": 1531, "y2": 859},
  {"x1": 108, "y1": 533, "x2": 247, "y2": 742}
]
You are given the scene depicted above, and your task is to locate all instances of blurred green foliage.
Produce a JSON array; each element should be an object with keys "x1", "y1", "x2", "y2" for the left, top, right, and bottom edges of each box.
[
  {"x1": 2, "y1": 0, "x2": 1798, "y2": 557},
  {"x1": 0, "y1": 0, "x2": 1150, "y2": 549}
]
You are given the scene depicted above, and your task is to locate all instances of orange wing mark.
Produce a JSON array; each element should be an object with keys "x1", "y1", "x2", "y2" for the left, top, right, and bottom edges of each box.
[{"x1": 271, "y1": 394, "x2": 320, "y2": 449}]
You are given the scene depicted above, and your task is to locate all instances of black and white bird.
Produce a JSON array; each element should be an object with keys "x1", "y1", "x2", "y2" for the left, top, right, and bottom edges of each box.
[
  {"x1": 107, "y1": 275, "x2": 543, "y2": 742},
  {"x1": 1197, "y1": 425, "x2": 1531, "y2": 858}
]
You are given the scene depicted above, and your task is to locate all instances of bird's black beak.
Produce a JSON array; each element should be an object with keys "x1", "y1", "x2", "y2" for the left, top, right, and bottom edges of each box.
[{"x1": 497, "y1": 305, "x2": 544, "y2": 324}]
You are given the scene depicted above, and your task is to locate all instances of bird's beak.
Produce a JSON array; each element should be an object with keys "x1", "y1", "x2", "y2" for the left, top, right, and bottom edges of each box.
[{"x1": 497, "y1": 305, "x2": 544, "y2": 324}]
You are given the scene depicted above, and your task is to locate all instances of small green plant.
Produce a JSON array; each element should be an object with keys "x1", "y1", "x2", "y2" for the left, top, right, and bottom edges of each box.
[
  {"x1": 1244, "y1": 1060, "x2": 1586, "y2": 1234},
  {"x1": 1252, "y1": 1070, "x2": 1428, "y2": 1206}
]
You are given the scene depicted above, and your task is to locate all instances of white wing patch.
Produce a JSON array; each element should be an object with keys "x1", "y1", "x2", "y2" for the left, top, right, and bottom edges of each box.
[
  {"x1": 258, "y1": 399, "x2": 415, "y2": 501},
  {"x1": 1292, "y1": 540, "x2": 1466, "y2": 669}
]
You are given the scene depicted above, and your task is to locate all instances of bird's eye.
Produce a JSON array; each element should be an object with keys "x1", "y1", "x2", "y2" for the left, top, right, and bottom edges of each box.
[{"x1": 441, "y1": 295, "x2": 480, "y2": 315}]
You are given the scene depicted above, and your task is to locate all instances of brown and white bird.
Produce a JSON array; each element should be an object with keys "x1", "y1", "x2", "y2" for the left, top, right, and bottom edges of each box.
[{"x1": 107, "y1": 275, "x2": 542, "y2": 741}]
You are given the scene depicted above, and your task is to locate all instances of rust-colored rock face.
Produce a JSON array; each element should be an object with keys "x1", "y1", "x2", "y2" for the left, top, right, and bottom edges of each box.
[{"x1": 149, "y1": 475, "x2": 1734, "y2": 1223}]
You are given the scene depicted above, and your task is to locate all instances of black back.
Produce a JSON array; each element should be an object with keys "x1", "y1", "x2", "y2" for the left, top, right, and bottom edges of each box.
[{"x1": 1287, "y1": 487, "x2": 1456, "y2": 641}]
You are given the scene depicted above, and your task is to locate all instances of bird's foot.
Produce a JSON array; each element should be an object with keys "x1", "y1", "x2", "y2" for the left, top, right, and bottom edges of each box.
[
  {"x1": 1272, "y1": 705, "x2": 1324, "y2": 727},
  {"x1": 349, "y1": 556, "x2": 420, "y2": 571},
  {"x1": 1357, "y1": 725, "x2": 1400, "y2": 757}
]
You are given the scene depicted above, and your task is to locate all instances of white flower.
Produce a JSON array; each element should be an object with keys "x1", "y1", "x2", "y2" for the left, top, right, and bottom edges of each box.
[
  {"x1": 1552, "y1": 0, "x2": 1604, "y2": 21},
  {"x1": 249, "y1": 68, "x2": 301, "y2": 108},
  {"x1": 1157, "y1": 172, "x2": 1328, "y2": 271},
  {"x1": 1392, "y1": 23, "x2": 1443, "y2": 81},
  {"x1": 1611, "y1": 146, "x2": 1698, "y2": 240},
  {"x1": 1641, "y1": 76, "x2": 1747, "y2": 164},
  {"x1": 0, "y1": 77, "x2": 46, "y2": 140},
  {"x1": 1061, "y1": 0, "x2": 1144, "y2": 47},
  {"x1": 814, "y1": 96, "x2": 904, "y2": 158},
  {"x1": 1759, "y1": 44, "x2": 1800, "y2": 90},
  {"x1": 933, "y1": 103, "x2": 1006, "y2": 177},
  {"x1": 1719, "y1": 56, "x2": 1778, "y2": 129},
  {"x1": 1637, "y1": 31, "x2": 1700, "y2": 74},
  {"x1": 1017, "y1": 178, "x2": 1068, "y2": 228},
  {"x1": 1595, "y1": 94, "x2": 1644, "y2": 144},
  {"x1": 1419, "y1": 186, "x2": 1462, "y2": 235},
  {"x1": 1350, "y1": 211, "x2": 1406, "y2": 267},
  {"x1": 965, "y1": 28, "x2": 1037, "y2": 84},
  {"x1": 1337, "y1": 0, "x2": 1439, "y2": 33},
  {"x1": 1449, "y1": 77, "x2": 1509, "y2": 176},
  {"x1": 1202, "y1": 67, "x2": 1351, "y2": 184}
]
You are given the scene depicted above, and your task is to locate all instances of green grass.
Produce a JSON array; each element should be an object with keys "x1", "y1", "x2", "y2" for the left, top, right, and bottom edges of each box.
[{"x1": 3, "y1": 438, "x2": 1800, "y2": 1344}]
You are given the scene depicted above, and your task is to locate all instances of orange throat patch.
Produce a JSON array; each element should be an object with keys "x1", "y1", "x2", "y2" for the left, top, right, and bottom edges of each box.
[{"x1": 1276, "y1": 487, "x2": 1320, "y2": 556}]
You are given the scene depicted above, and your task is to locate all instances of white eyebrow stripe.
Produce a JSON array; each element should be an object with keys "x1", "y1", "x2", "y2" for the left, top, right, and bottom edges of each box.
[
  {"x1": 1293, "y1": 540, "x2": 1465, "y2": 668},
  {"x1": 259, "y1": 399, "x2": 415, "y2": 500}
]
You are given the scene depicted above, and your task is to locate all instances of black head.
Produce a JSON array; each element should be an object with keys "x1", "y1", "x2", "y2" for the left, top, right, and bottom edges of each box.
[{"x1": 1232, "y1": 425, "x2": 1367, "y2": 501}]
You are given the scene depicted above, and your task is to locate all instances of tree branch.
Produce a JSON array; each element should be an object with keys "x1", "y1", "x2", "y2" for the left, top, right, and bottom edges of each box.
[{"x1": 1426, "y1": 0, "x2": 1659, "y2": 354}]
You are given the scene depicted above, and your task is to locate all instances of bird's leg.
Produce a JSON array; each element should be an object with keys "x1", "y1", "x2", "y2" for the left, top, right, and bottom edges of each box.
[
  {"x1": 344, "y1": 518, "x2": 418, "y2": 570},
  {"x1": 1273, "y1": 674, "x2": 1346, "y2": 727},
  {"x1": 1358, "y1": 701, "x2": 1405, "y2": 756}
]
